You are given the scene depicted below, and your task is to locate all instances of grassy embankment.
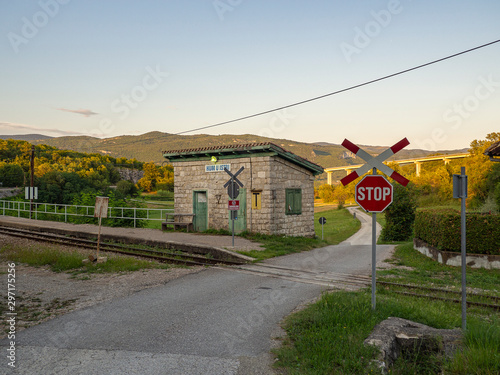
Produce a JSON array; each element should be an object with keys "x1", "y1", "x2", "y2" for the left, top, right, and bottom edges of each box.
[
  {"x1": 0, "y1": 243, "x2": 173, "y2": 277},
  {"x1": 273, "y1": 243, "x2": 500, "y2": 374},
  {"x1": 237, "y1": 207, "x2": 360, "y2": 261}
]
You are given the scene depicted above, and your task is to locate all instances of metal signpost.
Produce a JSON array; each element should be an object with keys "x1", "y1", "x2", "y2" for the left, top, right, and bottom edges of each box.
[
  {"x1": 94, "y1": 196, "x2": 109, "y2": 261},
  {"x1": 319, "y1": 217, "x2": 326, "y2": 240},
  {"x1": 224, "y1": 167, "x2": 244, "y2": 247},
  {"x1": 453, "y1": 167, "x2": 468, "y2": 331},
  {"x1": 341, "y1": 138, "x2": 410, "y2": 310}
]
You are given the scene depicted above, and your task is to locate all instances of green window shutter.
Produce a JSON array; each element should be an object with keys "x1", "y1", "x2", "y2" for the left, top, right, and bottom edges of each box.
[
  {"x1": 286, "y1": 188, "x2": 302, "y2": 215},
  {"x1": 294, "y1": 189, "x2": 302, "y2": 215}
]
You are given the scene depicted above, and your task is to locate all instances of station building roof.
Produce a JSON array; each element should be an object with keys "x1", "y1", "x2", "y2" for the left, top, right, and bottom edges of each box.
[{"x1": 163, "y1": 142, "x2": 324, "y2": 176}]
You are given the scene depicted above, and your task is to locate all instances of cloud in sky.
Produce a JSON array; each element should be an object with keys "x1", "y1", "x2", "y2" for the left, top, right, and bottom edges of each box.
[
  {"x1": 56, "y1": 108, "x2": 98, "y2": 117},
  {"x1": 0, "y1": 122, "x2": 84, "y2": 136}
]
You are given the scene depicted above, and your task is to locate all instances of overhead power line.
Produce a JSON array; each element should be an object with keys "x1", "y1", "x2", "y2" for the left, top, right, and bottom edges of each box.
[{"x1": 175, "y1": 39, "x2": 500, "y2": 135}]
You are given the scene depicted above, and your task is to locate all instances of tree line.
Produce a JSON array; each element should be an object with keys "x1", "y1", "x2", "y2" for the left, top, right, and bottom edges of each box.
[{"x1": 0, "y1": 139, "x2": 173, "y2": 205}]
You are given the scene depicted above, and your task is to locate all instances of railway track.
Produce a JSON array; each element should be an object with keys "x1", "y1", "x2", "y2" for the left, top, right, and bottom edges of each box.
[
  {"x1": 378, "y1": 281, "x2": 500, "y2": 311},
  {"x1": 5, "y1": 226, "x2": 496, "y2": 302},
  {"x1": 0, "y1": 225, "x2": 245, "y2": 267},
  {"x1": 0, "y1": 224, "x2": 374, "y2": 289},
  {"x1": 223, "y1": 263, "x2": 372, "y2": 290}
]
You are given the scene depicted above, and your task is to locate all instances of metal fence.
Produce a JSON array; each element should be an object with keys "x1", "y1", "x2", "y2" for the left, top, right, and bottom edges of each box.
[{"x1": 0, "y1": 200, "x2": 173, "y2": 228}]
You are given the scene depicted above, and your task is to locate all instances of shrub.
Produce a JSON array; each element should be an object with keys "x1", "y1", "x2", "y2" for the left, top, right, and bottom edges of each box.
[
  {"x1": 116, "y1": 180, "x2": 138, "y2": 198},
  {"x1": 380, "y1": 183, "x2": 417, "y2": 241},
  {"x1": 414, "y1": 210, "x2": 500, "y2": 255},
  {"x1": 0, "y1": 163, "x2": 24, "y2": 187},
  {"x1": 317, "y1": 184, "x2": 335, "y2": 203}
]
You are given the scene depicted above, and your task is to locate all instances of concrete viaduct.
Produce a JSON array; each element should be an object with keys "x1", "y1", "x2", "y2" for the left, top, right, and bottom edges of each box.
[{"x1": 325, "y1": 153, "x2": 469, "y2": 185}]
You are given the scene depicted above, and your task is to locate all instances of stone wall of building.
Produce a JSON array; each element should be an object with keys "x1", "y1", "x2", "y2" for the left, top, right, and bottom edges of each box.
[
  {"x1": 172, "y1": 155, "x2": 316, "y2": 237},
  {"x1": 267, "y1": 157, "x2": 316, "y2": 237}
]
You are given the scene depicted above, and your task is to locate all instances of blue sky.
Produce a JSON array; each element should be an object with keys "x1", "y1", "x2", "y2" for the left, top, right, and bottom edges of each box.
[{"x1": 1, "y1": 0, "x2": 499, "y2": 151}]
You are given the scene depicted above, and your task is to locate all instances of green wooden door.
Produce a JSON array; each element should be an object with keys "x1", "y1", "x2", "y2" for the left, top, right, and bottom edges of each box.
[
  {"x1": 193, "y1": 191, "x2": 208, "y2": 232},
  {"x1": 228, "y1": 188, "x2": 246, "y2": 233}
]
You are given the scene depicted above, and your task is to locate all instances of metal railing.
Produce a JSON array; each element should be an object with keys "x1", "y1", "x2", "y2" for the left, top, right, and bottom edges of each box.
[{"x1": 0, "y1": 200, "x2": 173, "y2": 228}]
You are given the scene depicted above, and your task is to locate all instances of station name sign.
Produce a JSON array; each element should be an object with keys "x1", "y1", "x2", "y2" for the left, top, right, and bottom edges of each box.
[{"x1": 205, "y1": 164, "x2": 230, "y2": 172}]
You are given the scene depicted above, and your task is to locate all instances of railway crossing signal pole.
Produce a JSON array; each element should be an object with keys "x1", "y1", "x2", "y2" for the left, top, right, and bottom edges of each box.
[
  {"x1": 224, "y1": 167, "x2": 244, "y2": 247},
  {"x1": 341, "y1": 138, "x2": 410, "y2": 310},
  {"x1": 371, "y1": 168, "x2": 377, "y2": 310}
]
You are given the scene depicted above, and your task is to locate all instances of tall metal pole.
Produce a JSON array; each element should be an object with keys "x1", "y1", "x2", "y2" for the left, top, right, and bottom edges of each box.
[
  {"x1": 30, "y1": 145, "x2": 35, "y2": 219},
  {"x1": 231, "y1": 175, "x2": 235, "y2": 247},
  {"x1": 460, "y1": 166, "x2": 467, "y2": 331},
  {"x1": 371, "y1": 167, "x2": 377, "y2": 310}
]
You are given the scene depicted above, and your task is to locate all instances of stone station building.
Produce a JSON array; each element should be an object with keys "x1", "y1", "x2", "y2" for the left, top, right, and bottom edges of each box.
[{"x1": 162, "y1": 143, "x2": 324, "y2": 237}]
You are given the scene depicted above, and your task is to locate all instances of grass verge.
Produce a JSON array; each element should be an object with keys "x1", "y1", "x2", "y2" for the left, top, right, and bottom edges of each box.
[
  {"x1": 0, "y1": 243, "x2": 172, "y2": 275},
  {"x1": 379, "y1": 243, "x2": 500, "y2": 293},
  {"x1": 273, "y1": 242, "x2": 500, "y2": 374},
  {"x1": 237, "y1": 208, "x2": 360, "y2": 261}
]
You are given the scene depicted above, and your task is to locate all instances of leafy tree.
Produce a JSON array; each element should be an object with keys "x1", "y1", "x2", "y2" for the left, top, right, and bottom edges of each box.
[
  {"x1": 38, "y1": 171, "x2": 94, "y2": 204},
  {"x1": 72, "y1": 191, "x2": 146, "y2": 228},
  {"x1": 333, "y1": 183, "x2": 354, "y2": 208},
  {"x1": 317, "y1": 184, "x2": 335, "y2": 203},
  {"x1": 466, "y1": 132, "x2": 500, "y2": 208},
  {"x1": 0, "y1": 163, "x2": 24, "y2": 187},
  {"x1": 156, "y1": 164, "x2": 174, "y2": 191},
  {"x1": 380, "y1": 183, "x2": 417, "y2": 241},
  {"x1": 116, "y1": 180, "x2": 139, "y2": 199},
  {"x1": 137, "y1": 163, "x2": 174, "y2": 192},
  {"x1": 484, "y1": 162, "x2": 500, "y2": 212},
  {"x1": 137, "y1": 162, "x2": 159, "y2": 192}
]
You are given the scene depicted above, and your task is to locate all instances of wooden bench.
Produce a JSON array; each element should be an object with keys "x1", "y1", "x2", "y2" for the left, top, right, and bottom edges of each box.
[{"x1": 161, "y1": 213, "x2": 195, "y2": 232}]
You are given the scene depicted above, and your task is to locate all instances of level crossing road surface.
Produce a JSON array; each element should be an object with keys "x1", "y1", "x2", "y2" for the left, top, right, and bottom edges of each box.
[{"x1": 2, "y1": 208, "x2": 394, "y2": 375}]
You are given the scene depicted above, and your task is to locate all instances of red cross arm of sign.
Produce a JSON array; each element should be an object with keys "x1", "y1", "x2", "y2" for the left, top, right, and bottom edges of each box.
[{"x1": 340, "y1": 138, "x2": 410, "y2": 187}]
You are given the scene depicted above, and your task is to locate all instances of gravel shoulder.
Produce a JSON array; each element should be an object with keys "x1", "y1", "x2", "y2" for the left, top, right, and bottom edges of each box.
[{"x1": 0, "y1": 235, "x2": 204, "y2": 339}]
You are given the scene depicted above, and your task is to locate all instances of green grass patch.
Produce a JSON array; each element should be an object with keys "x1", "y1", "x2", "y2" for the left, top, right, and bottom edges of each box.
[
  {"x1": 238, "y1": 232, "x2": 324, "y2": 261},
  {"x1": 0, "y1": 244, "x2": 172, "y2": 275},
  {"x1": 238, "y1": 208, "x2": 360, "y2": 261},
  {"x1": 378, "y1": 242, "x2": 500, "y2": 294},
  {"x1": 274, "y1": 243, "x2": 500, "y2": 374},
  {"x1": 275, "y1": 291, "x2": 381, "y2": 374},
  {"x1": 314, "y1": 208, "x2": 361, "y2": 244}
]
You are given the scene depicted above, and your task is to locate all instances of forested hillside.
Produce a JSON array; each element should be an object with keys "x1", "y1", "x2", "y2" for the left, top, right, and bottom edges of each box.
[
  {"x1": 0, "y1": 139, "x2": 141, "y2": 203},
  {"x1": 28, "y1": 131, "x2": 463, "y2": 170},
  {"x1": 0, "y1": 139, "x2": 174, "y2": 202}
]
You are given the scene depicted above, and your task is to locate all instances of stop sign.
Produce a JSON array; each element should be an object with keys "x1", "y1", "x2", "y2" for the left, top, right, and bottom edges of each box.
[{"x1": 355, "y1": 175, "x2": 393, "y2": 212}]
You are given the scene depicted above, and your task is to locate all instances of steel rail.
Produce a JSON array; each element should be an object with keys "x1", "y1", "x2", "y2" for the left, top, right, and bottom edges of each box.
[
  {"x1": 225, "y1": 263, "x2": 372, "y2": 289},
  {"x1": 377, "y1": 281, "x2": 500, "y2": 302},
  {"x1": 0, "y1": 226, "x2": 244, "y2": 267},
  {"x1": 387, "y1": 290, "x2": 500, "y2": 311}
]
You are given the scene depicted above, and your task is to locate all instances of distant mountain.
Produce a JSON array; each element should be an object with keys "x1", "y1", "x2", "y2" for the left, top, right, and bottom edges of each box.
[
  {"x1": 31, "y1": 131, "x2": 469, "y2": 182},
  {"x1": 0, "y1": 134, "x2": 53, "y2": 141}
]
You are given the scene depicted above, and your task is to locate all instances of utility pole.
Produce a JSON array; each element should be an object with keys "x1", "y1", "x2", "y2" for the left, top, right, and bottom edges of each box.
[{"x1": 30, "y1": 145, "x2": 35, "y2": 219}]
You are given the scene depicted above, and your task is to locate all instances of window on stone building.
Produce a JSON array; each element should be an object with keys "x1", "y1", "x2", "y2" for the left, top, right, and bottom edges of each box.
[
  {"x1": 252, "y1": 191, "x2": 262, "y2": 210},
  {"x1": 285, "y1": 188, "x2": 302, "y2": 215}
]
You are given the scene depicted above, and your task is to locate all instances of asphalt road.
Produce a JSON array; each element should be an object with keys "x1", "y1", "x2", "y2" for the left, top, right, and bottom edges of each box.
[{"x1": 2, "y1": 208, "x2": 394, "y2": 375}]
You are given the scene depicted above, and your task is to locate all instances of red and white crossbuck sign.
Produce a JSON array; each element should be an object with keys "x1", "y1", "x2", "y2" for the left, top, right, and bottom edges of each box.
[{"x1": 340, "y1": 138, "x2": 410, "y2": 186}]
